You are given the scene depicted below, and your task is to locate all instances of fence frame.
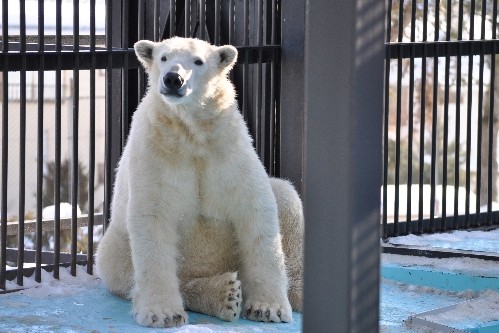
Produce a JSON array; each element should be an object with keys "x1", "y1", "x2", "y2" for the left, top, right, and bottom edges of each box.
[
  {"x1": 0, "y1": 0, "x2": 386, "y2": 331},
  {"x1": 0, "y1": 0, "x2": 282, "y2": 290},
  {"x1": 382, "y1": 0, "x2": 499, "y2": 239}
]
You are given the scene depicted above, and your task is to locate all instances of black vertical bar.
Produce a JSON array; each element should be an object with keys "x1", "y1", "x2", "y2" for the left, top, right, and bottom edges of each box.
[
  {"x1": 200, "y1": 0, "x2": 206, "y2": 40},
  {"x1": 0, "y1": 0, "x2": 9, "y2": 291},
  {"x1": 88, "y1": 0, "x2": 97, "y2": 275},
  {"x1": 270, "y1": 0, "x2": 277, "y2": 45},
  {"x1": 475, "y1": 0, "x2": 486, "y2": 226},
  {"x1": 122, "y1": 0, "x2": 130, "y2": 147},
  {"x1": 280, "y1": 0, "x2": 304, "y2": 192},
  {"x1": 185, "y1": 0, "x2": 191, "y2": 37},
  {"x1": 71, "y1": 0, "x2": 80, "y2": 277},
  {"x1": 17, "y1": 0, "x2": 27, "y2": 287},
  {"x1": 54, "y1": 0, "x2": 62, "y2": 279},
  {"x1": 242, "y1": 0, "x2": 249, "y2": 122},
  {"x1": 454, "y1": 1, "x2": 464, "y2": 229},
  {"x1": 138, "y1": 0, "x2": 145, "y2": 99},
  {"x1": 393, "y1": 0, "x2": 404, "y2": 236},
  {"x1": 465, "y1": 0, "x2": 475, "y2": 228},
  {"x1": 273, "y1": 0, "x2": 281, "y2": 176},
  {"x1": 418, "y1": 0, "x2": 429, "y2": 234},
  {"x1": 406, "y1": 0, "x2": 417, "y2": 233},
  {"x1": 268, "y1": 0, "x2": 276, "y2": 175},
  {"x1": 228, "y1": 0, "x2": 234, "y2": 44},
  {"x1": 255, "y1": 0, "x2": 263, "y2": 158},
  {"x1": 429, "y1": 0, "x2": 440, "y2": 232},
  {"x1": 154, "y1": 0, "x2": 160, "y2": 41},
  {"x1": 487, "y1": 0, "x2": 497, "y2": 226},
  {"x1": 442, "y1": 0, "x2": 452, "y2": 231},
  {"x1": 35, "y1": 0, "x2": 45, "y2": 283},
  {"x1": 104, "y1": 0, "x2": 114, "y2": 230},
  {"x1": 382, "y1": 0, "x2": 392, "y2": 239},
  {"x1": 214, "y1": 0, "x2": 220, "y2": 44},
  {"x1": 170, "y1": 0, "x2": 175, "y2": 38}
]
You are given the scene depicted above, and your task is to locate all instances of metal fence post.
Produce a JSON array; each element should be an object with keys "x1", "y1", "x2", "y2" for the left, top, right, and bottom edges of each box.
[
  {"x1": 104, "y1": 0, "x2": 125, "y2": 227},
  {"x1": 280, "y1": 0, "x2": 305, "y2": 194},
  {"x1": 302, "y1": 0, "x2": 384, "y2": 332}
]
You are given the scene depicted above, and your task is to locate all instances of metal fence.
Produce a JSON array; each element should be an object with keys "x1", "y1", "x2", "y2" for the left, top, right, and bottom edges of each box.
[
  {"x1": 0, "y1": 0, "x2": 280, "y2": 290},
  {"x1": 383, "y1": 0, "x2": 499, "y2": 238}
]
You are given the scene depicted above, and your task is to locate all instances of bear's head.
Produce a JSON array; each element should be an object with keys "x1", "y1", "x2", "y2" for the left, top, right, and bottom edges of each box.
[{"x1": 134, "y1": 37, "x2": 238, "y2": 107}]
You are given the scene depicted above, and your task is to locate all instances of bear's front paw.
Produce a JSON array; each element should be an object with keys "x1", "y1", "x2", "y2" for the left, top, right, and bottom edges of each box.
[
  {"x1": 243, "y1": 299, "x2": 292, "y2": 323},
  {"x1": 217, "y1": 273, "x2": 242, "y2": 321},
  {"x1": 133, "y1": 304, "x2": 188, "y2": 328}
]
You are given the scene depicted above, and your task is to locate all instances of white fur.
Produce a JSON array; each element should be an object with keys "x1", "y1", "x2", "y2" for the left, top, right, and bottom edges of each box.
[{"x1": 96, "y1": 37, "x2": 303, "y2": 328}]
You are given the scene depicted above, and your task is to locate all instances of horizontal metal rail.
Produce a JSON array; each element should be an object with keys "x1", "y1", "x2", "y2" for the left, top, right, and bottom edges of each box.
[
  {"x1": 0, "y1": 260, "x2": 88, "y2": 290},
  {"x1": 382, "y1": 243, "x2": 499, "y2": 262},
  {"x1": 382, "y1": 211, "x2": 499, "y2": 237},
  {"x1": 4, "y1": 248, "x2": 88, "y2": 266},
  {"x1": 0, "y1": 45, "x2": 280, "y2": 71},
  {"x1": 386, "y1": 39, "x2": 499, "y2": 59},
  {"x1": 1, "y1": 35, "x2": 107, "y2": 46},
  {"x1": 2, "y1": 214, "x2": 104, "y2": 236}
]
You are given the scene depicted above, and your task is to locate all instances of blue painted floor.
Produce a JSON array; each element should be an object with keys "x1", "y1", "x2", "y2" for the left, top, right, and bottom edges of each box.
[
  {"x1": 382, "y1": 227, "x2": 499, "y2": 333},
  {"x1": 0, "y1": 268, "x2": 302, "y2": 333},
  {"x1": 380, "y1": 279, "x2": 464, "y2": 333},
  {"x1": 2, "y1": 262, "x2": 497, "y2": 333},
  {"x1": 0, "y1": 284, "x2": 302, "y2": 333},
  {"x1": 1, "y1": 229, "x2": 499, "y2": 333}
]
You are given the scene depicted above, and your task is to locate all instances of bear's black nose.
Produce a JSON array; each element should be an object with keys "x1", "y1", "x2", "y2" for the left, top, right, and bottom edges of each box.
[{"x1": 163, "y1": 72, "x2": 184, "y2": 90}]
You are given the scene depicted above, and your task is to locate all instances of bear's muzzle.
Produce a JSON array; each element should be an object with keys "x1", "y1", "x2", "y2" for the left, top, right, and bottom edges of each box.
[{"x1": 163, "y1": 72, "x2": 184, "y2": 92}]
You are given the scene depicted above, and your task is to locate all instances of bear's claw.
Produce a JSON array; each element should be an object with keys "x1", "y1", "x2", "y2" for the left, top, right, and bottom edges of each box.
[
  {"x1": 134, "y1": 304, "x2": 188, "y2": 328},
  {"x1": 243, "y1": 300, "x2": 292, "y2": 323}
]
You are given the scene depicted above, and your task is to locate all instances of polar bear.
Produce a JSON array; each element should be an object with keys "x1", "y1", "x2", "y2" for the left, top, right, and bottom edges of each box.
[{"x1": 95, "y1": 37, "x2": 303, "y2": 328}]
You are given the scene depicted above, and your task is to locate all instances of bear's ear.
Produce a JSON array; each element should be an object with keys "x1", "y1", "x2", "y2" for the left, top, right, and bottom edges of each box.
[
  {"x1": 134, "y1": 40, "x2": 156, "y2": 69},
  {"x1": 216, "y1": 45, "x2": 238, "y2": 71}
]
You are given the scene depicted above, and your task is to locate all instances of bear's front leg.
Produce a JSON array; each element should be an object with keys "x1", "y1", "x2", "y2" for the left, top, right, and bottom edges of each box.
[
  {"x1": 127, "y1": 184, "x2": 188, "y2": 328},
  {"x1": 233, "y1": 198, "x2": 293, "y2": 323}
]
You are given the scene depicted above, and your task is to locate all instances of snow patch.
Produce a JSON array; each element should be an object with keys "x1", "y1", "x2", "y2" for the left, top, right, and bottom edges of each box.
[
  {"x1": 5, "y1": 265, "x2": 100, "y2": 296},
  {"x1": 421, "y1": 291, "x2": 499, "y2": 323},
  {"x1": 386, "y1": 228, "x2": 499, "y2": 254},
  {"x1": 42, "y1": 203, "x2": 81, "y2": 219},
  {"x1": 382, "y1": 253, "x2": 499, "y2": 277}
]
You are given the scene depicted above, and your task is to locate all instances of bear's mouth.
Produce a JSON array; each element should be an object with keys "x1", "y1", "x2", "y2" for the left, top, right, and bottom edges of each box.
[{"x1": 160, "y1": 87, "x2": 185, "y2": 98}]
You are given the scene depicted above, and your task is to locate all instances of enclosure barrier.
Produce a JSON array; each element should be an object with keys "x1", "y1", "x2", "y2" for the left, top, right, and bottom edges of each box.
[
  {"x1": 0, "y1": 0, "x2": 384, "y2": 331},
  {"x1": 383, "y1": 0, "x2": 499, "y2": 238},
  {"x1": 2, "y1": 1, "x2": 495, "y2": 323},
  {"x1": 0, "y1": 0, "x2": 280, "y2": 290}
]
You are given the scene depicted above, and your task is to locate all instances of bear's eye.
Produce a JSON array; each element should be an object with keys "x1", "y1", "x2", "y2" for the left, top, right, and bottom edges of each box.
[
  {"x1": 194, "y1": 59, "x2": 203, "y2": 66},
  {"x1": 161, "y1": 56, "x2": 167, "y2": 62}
]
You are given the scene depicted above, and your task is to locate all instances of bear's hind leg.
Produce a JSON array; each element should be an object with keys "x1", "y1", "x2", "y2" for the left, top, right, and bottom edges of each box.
[
  {"x1": 181, "y1": 272, "x2": 242, "y2": 321},
  {"x1": 270, "y1": 178, "x2": 304, "y2": 312},
  {"x1": 96, "y1": 225, "x2": 134, "y2": 299}
]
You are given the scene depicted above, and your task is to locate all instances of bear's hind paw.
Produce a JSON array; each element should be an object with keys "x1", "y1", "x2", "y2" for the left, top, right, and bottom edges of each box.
[{"x1": 217, "y1": 273, "x2": 242, "y2": 321}]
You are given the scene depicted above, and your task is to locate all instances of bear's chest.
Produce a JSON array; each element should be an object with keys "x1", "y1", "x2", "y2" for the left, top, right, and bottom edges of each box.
[
  {"x1": 150, "y1": 147, "x2": 243, "y2": 223},
  {"x1": 178, "y1": 217, "x2": 240, "y2": 278},
  {"x1": 193, "y1": 154, "x2": 242, "y2": 221},
  {"x1": 147, "y1": 110, "x2": 231, "y2": 162}
]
